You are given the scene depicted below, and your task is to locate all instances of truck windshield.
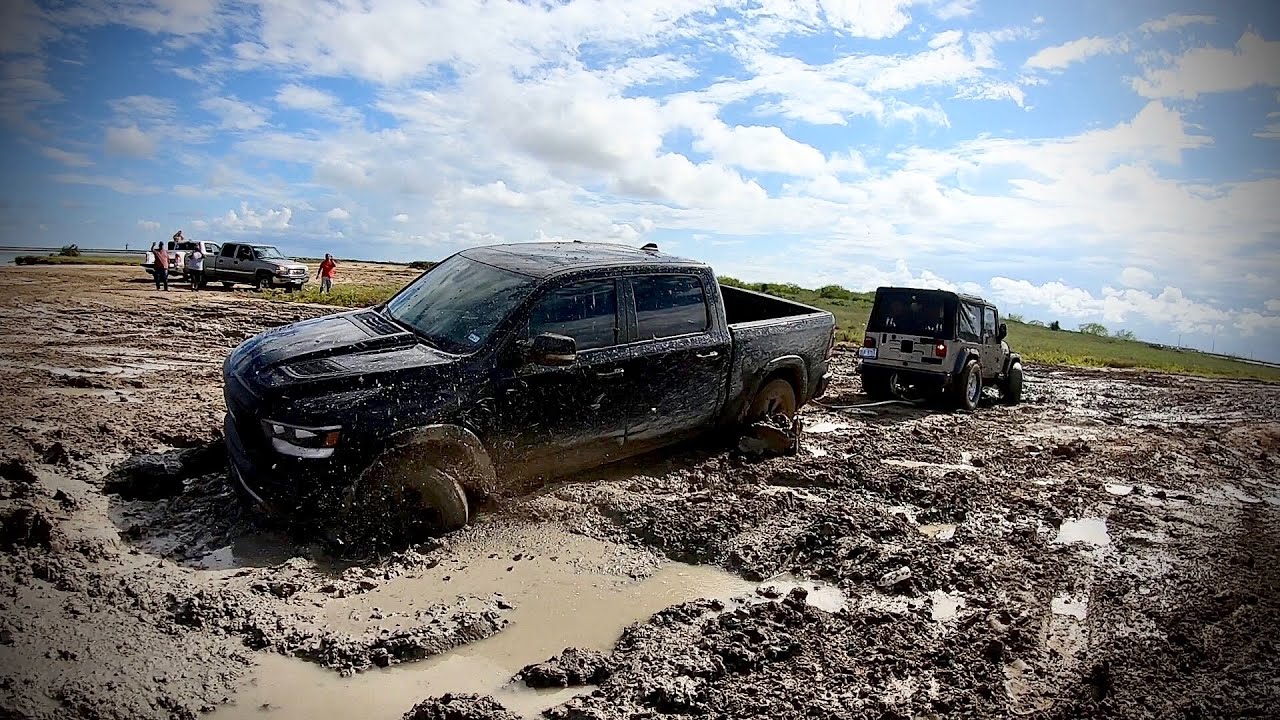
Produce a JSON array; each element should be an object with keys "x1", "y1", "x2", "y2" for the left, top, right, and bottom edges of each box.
[
  {"x1": 252, "y1": 246, "x2": 284, "y2": 259},
  {"x1": 384, "y1": 255, "x2": 536, "y2": 354},
  {"x1": 867, "y1": 290, "x2": 956, "y2": 338}
]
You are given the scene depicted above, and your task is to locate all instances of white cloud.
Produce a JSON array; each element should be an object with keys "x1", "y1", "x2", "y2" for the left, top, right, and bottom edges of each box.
[
  {"x1": 692, "y1": 123, "x2": 828, "y2": 176},
  {"x1": 41, "y1": 146, "x2": 92, "y2": 167},
  {"x1": 199, "y1": 96, "x2": 269, "y2": 131},
  {"x1": 52, "y1": 173, "x2": 159, "y2": 194},
  {"x1": 1255, "y1": 112, "x2": 1280, "y2": 140},
  {"x1": 1119, "y1": 266, "x2": 1156, "y2": 289},
  {"x1": 0, "y1": 56, "x2": 62, "y2": 134},
  {"x1": 104, "y1": 124, "x2": 156, "y2": 158},
  {"x1": 930, "y1": 0, "x2": 977, "y2": 21},
  {"x1": 1025, "y1": 36, "x2": 1127, "y2": 71},
  {"x1": 1133, "y1": 31, "x2": 1280, "y2": 99},
  {"x1": 393, "y1": 213, "x2": 409, "y2": 223},
  {"x1": 137, "y1": 220, "x2": 160, "y2": 231},
  {"x1": 213, "y1": 203, "x2": 293, "y2": 232},
  {"x1": 1138, "y1": 14, "x2": 1216, "y2": 34},
  {"x1": 275, "y1": 83, "x2": 338, "y2": 112},
  {"x1": 1266, "y1": 299, "x2": 1280, "y2": 313},
  {"x1": 325, "y1": 207, "x2": 350, "y2": 220}
]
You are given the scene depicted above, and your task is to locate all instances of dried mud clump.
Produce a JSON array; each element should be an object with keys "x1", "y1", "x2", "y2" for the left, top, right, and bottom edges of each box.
[
  {"x1": 517, "y1": 647, "x2": 613, "y2": 688},
  {"x1": 402, "y1": 693, "x2": 520, "y2": 720}
]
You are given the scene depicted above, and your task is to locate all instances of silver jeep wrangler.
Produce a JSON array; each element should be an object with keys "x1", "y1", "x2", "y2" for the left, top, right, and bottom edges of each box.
[{"x1": 856, "y1": 287, "x2": 1023, "y2": 410}]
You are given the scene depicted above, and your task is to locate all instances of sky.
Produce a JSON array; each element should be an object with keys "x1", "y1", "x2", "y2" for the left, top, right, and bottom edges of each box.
[{"x1": 1, "y1": 0, "x2": 1278, "y2": 361}]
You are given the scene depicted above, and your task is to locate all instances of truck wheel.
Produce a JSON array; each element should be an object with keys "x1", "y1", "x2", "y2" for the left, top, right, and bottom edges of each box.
[
  {"x1": 1004, "y1": 362, "x2": 1024, "y2": 405},
  {"x1": 953, "y1": 359, "x2": 982, "y2": 412},
  {"x1": 221, "y1": 282, "x2": 234, "y2": 289},
  {"x1": 747, "y1": 377, "x2": 797, "y2": 422},
  {"x1": 254, "y1": 273, "x2": 271, "y2": 291},
  {"x1": 356, "y1": 448, "x2": 470, "y2": 539}
]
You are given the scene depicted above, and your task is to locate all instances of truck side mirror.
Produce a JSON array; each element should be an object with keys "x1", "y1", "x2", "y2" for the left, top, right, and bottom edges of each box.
[
  {"x1": 529, "y1": 333, "x2": 577, "y2": 366},
  {"x1": 998, "y1": 323, "x2": 1008, "y2": 341}
]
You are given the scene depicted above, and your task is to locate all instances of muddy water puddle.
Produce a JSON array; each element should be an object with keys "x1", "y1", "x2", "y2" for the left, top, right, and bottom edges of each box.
[
  {"x1": 1053, "y1": 518, "x2": 1111, "y2": 546},
  {"x1": 217, "y1": 527, "x2": 845, "y2": 719}
]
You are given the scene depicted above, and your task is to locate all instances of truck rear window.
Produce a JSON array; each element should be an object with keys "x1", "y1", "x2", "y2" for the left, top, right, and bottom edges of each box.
[
  {"x1": 632, "y1": 274, "x2": 709, "y2": 340},
  {"x1": 867, "y1": 289, "x2": 955, "y2": 338}
]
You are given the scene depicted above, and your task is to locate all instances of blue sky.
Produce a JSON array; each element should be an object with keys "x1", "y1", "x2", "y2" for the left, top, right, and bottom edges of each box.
[{"x1": 1, "y1": 0, "x2": 1278, "y2": 360}]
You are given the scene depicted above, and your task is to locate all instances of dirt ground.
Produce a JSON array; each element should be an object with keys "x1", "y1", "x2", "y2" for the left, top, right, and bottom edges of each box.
[{"x1": 1, "y1": 264, "x2": 1277, "y2": 719}]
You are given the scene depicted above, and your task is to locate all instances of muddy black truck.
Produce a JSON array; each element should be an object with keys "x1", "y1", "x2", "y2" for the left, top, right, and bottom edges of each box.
[{"x1": 223, "y1": 242, "x2": 836, "y2": 533}]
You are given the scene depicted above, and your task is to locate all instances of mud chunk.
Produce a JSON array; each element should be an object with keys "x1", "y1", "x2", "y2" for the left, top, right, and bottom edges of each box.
[
  {"x1": 1051, "y1": 439, "x2": 1090, "y2": 460},
  {"x1": 104, "y1": 442, "x2": 226, "y2": 500},
  {"x1": 41, "y1": 442, "x2": 71, "y2": 466},
  {"x1": 877, "y1": 566, "x2": 913, "y2": 589},
  {"x1": 1, "y1": 507, "x2": 55, "y2": 551},
  {"x1": 518, "y1": 648, "x2": 613, "y2": 688},
  {"x1": 644, "y1": 676, "x2": 707, "y2": 713},
  {"x1": 0, "y1": 457, "x2": 38, "y2": 484},
  {"x1": 402, "y1": 693, "x2": 519, "y2": 720}
]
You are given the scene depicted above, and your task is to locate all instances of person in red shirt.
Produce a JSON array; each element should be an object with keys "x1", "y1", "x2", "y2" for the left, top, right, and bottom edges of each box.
[
  {"x1": 152, "y1": 242, "x2": 169, "y2": 291},
  {"x1": 317, "y1": 253, "x2": 337, "y2": 294}
]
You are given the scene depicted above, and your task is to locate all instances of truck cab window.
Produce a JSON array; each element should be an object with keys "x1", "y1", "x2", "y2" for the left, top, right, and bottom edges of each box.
[
  {"x1": 528, "y1": 279, "x2": 618, "y2": 351},
  {"x1": 220, "y1": 244, "x2": 236, "y2": 257},
  {"x1": 632, "y1": 274, "x2": 709, "y2": 340},
  {"x1": 236, "y1": 246, "x2": 253, "y2": 261}
]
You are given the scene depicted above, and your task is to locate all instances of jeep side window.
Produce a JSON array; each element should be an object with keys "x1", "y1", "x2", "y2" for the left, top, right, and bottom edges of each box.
[
  {"x1": 632, "y1": 274, "x2": 709, "y2": 341},
  {"x1": 220, "y1": 244, "x2": 236, "y2": 257},
  {"x1": 527, "y1": 279, "x2": 619, "y2": 351},
  {"x1": 958, "y1": 303, "x2": 981, "y2": 343},
  {"x1": 983, "y1": 307, "x2": 998, "y2": 342}
]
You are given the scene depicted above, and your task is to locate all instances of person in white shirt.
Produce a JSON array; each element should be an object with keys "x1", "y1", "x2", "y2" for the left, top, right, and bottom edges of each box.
[{"x1": 186, "y1": 245, "x2": 205, "y2": 291}]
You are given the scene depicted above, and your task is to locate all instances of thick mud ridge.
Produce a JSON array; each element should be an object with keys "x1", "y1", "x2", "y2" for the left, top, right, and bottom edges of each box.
[{"x1": 1, "y1": 265, "x2": 1278, "y2": 719}]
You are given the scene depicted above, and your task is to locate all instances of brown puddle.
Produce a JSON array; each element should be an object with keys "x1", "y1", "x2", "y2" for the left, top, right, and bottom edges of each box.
[{"x1": 214, "y1": 526, "x2": 761, "y2": 719}]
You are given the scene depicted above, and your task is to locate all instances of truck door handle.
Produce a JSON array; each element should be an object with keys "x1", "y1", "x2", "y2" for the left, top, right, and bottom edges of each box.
[
  {"x1": 696, "y1": 351, "x2": 720, "y2": 359},
  {"x1": 595, "y1": 369, "x2": 625, "y2": 378}
]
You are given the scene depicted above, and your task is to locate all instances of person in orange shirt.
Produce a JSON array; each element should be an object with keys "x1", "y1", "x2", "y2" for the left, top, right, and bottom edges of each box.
[{"x1": 317, "y1": 253, "x2": 337, "y2": 294}]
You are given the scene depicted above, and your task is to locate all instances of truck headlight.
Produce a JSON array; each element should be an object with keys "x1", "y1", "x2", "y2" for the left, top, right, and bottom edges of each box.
[{"x1": 261, "y1": 419, "x2": 341, "y2": 459}]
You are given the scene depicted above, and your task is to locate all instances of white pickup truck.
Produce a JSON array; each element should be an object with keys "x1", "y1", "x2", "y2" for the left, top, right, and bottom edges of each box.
[{"x1": 141, "y1": 240, "x2": 220, "y2": 282}]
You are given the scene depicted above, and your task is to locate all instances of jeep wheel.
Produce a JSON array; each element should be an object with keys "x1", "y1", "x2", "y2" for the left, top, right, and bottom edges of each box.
[
  {"x1": 254, "y1": 273, "x2": 271, "y2": 291},
  {"x1": 747, "y1": 377, "x2": 797, "y2": 423},
  {"x1": 860, "y1": 366, "x2": 890, "y2": 399},
  {"x1": 1004, "y1": 362, "x2": 1024, "y2": 405},
  {"x1": 353, "y1": 448, "x2": 470, "y2": 541},
  {"x1": 953, "y1": 359, "x2": 982, "y2": 412}
]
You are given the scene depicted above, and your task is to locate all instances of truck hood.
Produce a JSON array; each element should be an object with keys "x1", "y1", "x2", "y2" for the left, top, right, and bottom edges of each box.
[
  {"x1": 263, "y1": 260, "x2": 307, "y2": 271},
  {"x1": 228, "y1": 309, "x2": 454, "y2": 384}
]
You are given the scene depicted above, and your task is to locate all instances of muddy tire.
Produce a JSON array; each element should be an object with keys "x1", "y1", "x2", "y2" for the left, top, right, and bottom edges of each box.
[
  {"x1": 747, "y1": 377, "x2": 798, "y2": 423},
  {"x1": 953, "y1": 359, "x2": 981, "y2": 412},
  {"x1": 861, "y1": 369, "x2": 892, "y2": 400},
  {"x1": 354, "y1": 449, "x2": 470, "y2": 541},
  {"x1": 1004, "y1": 362, "x2": 1024, "y2": 405},
  {"x1": 254, "y1": 273, "x2": 271, "y2": 291}
]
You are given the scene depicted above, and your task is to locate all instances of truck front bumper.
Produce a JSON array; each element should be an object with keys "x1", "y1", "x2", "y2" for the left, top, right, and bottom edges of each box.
[{"x1": 224, "y1": 411, "x2": 358, "y2": 515}]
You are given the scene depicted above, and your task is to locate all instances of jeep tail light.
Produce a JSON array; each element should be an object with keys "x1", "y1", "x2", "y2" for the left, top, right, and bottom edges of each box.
[
  {"x1": 934, "y1": 341, "x2": 947, "y2": 358},
  {"x1": 863, "y1": 335, "x2": 877, "y2": 349}
]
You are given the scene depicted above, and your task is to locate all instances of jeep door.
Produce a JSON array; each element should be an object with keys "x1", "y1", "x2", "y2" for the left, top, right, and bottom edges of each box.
[
  {"x1": 979, "y1": 305, "x2": 1003, "y2": 380},
  {"x1": 492, "y1": 277, "x2": 632, "y2": 478},
  {"x1": 616, "y1": 272, "x2": 730, "y2": 451}
]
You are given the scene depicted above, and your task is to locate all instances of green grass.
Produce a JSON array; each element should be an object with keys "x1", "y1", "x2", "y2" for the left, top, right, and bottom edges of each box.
[
  {"x1": 14, "y1": 254, "x2": 143, "y2": 266},
  {"x1": 263, "y1": 276, "x2": 1280, "y2": 382},
  {"x1": 259, "y1": 283, "x2": 402, "y2": 308}
]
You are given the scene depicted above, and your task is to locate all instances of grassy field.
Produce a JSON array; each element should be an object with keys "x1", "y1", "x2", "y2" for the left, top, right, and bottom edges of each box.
[
  {"x1": 14, "y1": 254, "x2": 142, "y2": 266},
  {"x1": 261, "y1": 276, "x2": 1280, "y2": 382}
]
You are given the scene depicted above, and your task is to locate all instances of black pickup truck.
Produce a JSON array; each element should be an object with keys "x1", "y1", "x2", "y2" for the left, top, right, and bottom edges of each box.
[{"x1": 223, "y1": 242, "x2": 835, "y2": 534}]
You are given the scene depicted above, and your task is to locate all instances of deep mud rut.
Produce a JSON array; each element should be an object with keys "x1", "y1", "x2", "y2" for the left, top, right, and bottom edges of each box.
[{"x1": 1, "y1": 265, "x2": 1278, "y2": 719}]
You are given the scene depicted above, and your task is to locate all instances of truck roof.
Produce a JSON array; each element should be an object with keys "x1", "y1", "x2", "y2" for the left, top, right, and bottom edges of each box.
[
  {"x1": 460, "y1": 241, "x2": 705, "y2": 279},
  {"x1": 875, "y1": 285, "x2": 993, "y2": 307}
]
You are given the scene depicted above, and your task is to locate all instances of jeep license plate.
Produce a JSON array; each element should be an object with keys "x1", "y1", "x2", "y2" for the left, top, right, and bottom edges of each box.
[{"x1": 858, "y1": 347, "x2": 877, "y2": 359}]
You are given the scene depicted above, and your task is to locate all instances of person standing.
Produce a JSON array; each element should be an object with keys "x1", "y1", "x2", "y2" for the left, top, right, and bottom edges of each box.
[
  {"x1": 186, "y1": 244, "x2": 205, "y2": 291},
  {"x1": 317, "y1": 253, "x2": 337, "y2": 294},
  {"x1": 153, "y1": 242, "x2": 169, "y2": 291}
]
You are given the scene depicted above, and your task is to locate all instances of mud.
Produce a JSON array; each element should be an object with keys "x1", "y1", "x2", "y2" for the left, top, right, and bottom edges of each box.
[{"x1": 2, "y1": 264, "x2": 1279, "y2": 719}]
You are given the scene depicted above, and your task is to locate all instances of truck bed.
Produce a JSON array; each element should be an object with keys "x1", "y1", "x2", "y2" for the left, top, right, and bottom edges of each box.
[{"x1": 720, "y1": 284, "x2": 835, "y2": 422}]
